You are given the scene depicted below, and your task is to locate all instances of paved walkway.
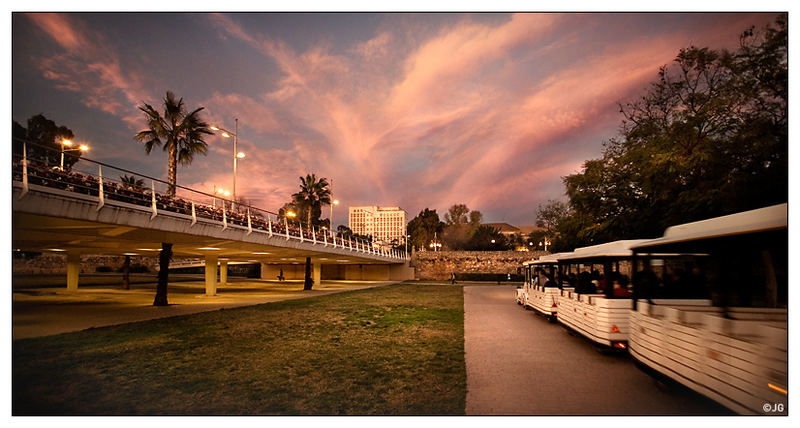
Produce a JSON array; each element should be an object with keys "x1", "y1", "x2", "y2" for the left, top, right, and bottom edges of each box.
[
  {"x1": 13, "y1": 279, "x2": 393, "y2": 339},
  {"x1": 463, "y1": 285, "x2": 733, "y2": 415}
]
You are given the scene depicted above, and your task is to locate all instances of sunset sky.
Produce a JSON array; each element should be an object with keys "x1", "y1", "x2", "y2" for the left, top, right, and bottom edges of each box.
[{"x1": 11, "y1": 12, "x2": 782, "y2": 227}]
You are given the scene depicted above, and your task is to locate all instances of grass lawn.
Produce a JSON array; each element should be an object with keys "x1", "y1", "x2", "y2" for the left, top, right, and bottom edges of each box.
[{"x1": 13, "y1": 282, "x2": 465, "y2": 415}]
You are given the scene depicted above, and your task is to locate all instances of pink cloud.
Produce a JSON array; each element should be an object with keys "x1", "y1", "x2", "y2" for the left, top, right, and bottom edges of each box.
[
  {"x1": 388, "y1": 14, "x2": 561, "y2": 116},
  {"x1": 20, "y1": 13, "x2": 780, "y2": 226},
  {"x1": 27, "y1": 13, "x2": 83, "y2": 51},
  {"x1": 203, "y1": 92, "x2": 283, "y2": 135},
  {"x1": 352, "y1": 31, "x2": 392, "y2": 61},
  {"x1": 203, "y1": 13, "x2": 778, "y2": 223},
  {"x1": 26, "y1": 13, "x2": 154, "y2": 131}
]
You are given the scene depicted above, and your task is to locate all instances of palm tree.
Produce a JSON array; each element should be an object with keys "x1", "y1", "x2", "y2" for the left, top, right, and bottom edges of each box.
[
  {"x1": 291, "y1": 174, "x2": 332, "y2": 230},
  {"x1": 120, "y1": 174, "x2": 144, "y2": 190},
  {"x1": 134, "y1": 91, "x2": 210, "y2": 306},
  {"x1": 134, "y1": 91, "x2": 212, "y2": 197}
]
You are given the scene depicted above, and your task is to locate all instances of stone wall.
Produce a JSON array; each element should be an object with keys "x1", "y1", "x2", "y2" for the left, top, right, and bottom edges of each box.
[
  {"x1": 412, "y1": 250, "x2": 547, "y2": 280},
  {"x1": 13, "y1": 253, "x2": 165, "y2": 274}
]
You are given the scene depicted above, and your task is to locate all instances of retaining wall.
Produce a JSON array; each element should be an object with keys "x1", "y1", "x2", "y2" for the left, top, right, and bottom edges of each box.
[
  {"x1": 412, "y1": 250, "x2": 547, "y2": 280},
  {"x1": 13, "y1": 253, "x2": 179, "y2": 274}
]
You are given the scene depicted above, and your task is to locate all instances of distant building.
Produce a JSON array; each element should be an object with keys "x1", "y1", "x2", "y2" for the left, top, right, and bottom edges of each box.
[
  {"x1": 483, "y1": 223, "x2": 545, "y2": 251},
  {"x1": 517, "y1": 225, "x2": 544, "y2": 236},
  {"x1": 348, "y1": 206, "x2": 408, "y2": 245},
  {"x1": 483, "y1": 223, "x2": 543, "y2": 238},
  {"x1": 483, "y1": 222, "x2": 521, "y2": 237}
]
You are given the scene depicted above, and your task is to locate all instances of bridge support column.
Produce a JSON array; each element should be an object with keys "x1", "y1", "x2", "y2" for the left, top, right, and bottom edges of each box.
[
  {"x1": 313, "y1": 261, "x2": 322, "y2": 288},
  {"x1": 205, "y1": 255, "x2": 218, "y2": 296},
  {"x1": 66, "y1": 251, "x2": 81, "y2": 292},
  {"x1": 219, "y1": 260, "x2": 228, "y2": 286}
]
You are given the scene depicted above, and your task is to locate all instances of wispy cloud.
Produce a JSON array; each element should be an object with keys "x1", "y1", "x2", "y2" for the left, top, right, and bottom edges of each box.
[
  {"x1": 17, "y1": 12, "x2": 780, "y2": 225},
  {"x1": 27, "y1": 13, "x2": 152, "y2": 129}
]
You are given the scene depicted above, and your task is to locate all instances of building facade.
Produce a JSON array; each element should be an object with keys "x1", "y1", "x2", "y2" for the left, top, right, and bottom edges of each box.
[{"x1": 348, "y1": 206, "x2": 408, "y2": 245}]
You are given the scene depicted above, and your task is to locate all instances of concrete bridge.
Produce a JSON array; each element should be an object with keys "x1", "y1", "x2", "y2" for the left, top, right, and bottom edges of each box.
[{"x1": 12, "y1": 151, "x2": 412, "y2": 295}]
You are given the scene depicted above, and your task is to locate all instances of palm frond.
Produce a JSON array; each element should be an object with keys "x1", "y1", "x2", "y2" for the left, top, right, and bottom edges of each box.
[{"x1": 135, "y1": 91, "x2": 213, "y2": 194}]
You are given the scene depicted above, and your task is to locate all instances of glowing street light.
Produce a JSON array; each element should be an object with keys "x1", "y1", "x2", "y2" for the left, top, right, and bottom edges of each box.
[
  {"x1": 329, "y1": 199, "x2": 339, "y2": 228},
  {"x1": 212, "y1": 186, "x2": 230, "y2": 208},
  {"x1": 429, "y1": 232, "x2": 442, "y2": 252},
  {"x1": 210, "y1": 119, "x2": 244, "y2": 207},
  {"x1": 60, "y1": 139, "x2": 89, "y2": 170}
]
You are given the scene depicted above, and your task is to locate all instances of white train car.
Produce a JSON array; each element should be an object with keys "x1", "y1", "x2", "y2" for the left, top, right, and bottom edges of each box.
[
  {"x1": 524, "y1": 253, "x2": 570, "y2": 320},
  {"x1": 628, "y1": 203, "x2": 787, "y2": 415},
  {"x1": 515, "y1": 261, "x2": 530, "y2": 305},
  {"x1": 555, "y1": 240, "x2": 649, "y2": 349}
]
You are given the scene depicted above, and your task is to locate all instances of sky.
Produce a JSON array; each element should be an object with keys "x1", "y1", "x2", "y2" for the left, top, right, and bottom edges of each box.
[{"x1": 11, "y1": 11, "x2": 783, "y2": 227}]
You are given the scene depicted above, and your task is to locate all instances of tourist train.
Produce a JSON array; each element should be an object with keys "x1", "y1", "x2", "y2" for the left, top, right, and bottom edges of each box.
[
  {"x1": 554, "y1": 239, "x2": 649, "y2": 349},
  {"x1": 516, "y1": 203, "x2": 787, "y2": 415},
  {"x1": 520, "y1": 252, "x2": 570, "y2": 321}
]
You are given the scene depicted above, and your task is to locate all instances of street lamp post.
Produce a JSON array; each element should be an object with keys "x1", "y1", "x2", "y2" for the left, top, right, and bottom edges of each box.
[
  {"x1": 429, "y1": 231, "x2": 442, "y2": 252},
  {"x1": 59, "y1": 139, "x2": 89, "y2": 170},
  {"x1": 210, "y1": 119, "x2": 245, "y2": 208},
  {"x1": 287, "y1": 210, "x2": 297, "y2": 236},
  {"x1": 538, "y1": 238, "x2": 551, "y2": 252},
  {"x1": 330, "y1": 199, "x2": 339, "y2": 229}
]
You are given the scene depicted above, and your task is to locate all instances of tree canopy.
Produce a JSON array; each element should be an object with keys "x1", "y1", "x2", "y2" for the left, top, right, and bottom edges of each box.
[
  {"x1": 407, "y1": 208, "x2": 445, "y2": 250},
  {"x1": 539, "y1": 17, "x2": 787, "y2": 252},
  {"x1": 13, "y1": 114, "x2": 78, "y2": 170},
  {"x1": 466, "y1": 225, "x2": 508, "y2": 251},
  {"x1": 441, "y1": 204, "x2": 483, "y2": 250},
  {"x1": 407, "y1": 204, "x2": 531, "y2": 251}
]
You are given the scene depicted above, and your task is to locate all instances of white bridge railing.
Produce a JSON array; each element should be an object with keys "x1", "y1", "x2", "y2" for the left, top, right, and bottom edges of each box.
[{"x1": 12, "y1": 140, "x2": 410, "y2": 261}]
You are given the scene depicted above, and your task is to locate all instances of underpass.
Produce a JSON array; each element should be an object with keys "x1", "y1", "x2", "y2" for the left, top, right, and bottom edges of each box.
[{"x1": 13, "y1": 278, "x2": 395, "y2": 339}]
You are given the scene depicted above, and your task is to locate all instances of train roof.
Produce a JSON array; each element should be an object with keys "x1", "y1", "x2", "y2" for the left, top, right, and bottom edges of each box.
[
  {"x1": 632, "y1": 203, "x2": 787, "y2": 251},
  {"x1": 558, "y1": 240, "x2": 651, "y2": 261},
  {"x1": 531, "y1": 252, "x2": 572, "y2": 264}
]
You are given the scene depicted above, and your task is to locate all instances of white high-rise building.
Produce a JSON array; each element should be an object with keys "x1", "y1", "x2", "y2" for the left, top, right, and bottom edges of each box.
[{"x1": 348, "y1": 206, "x2": 407, "y2": 245}]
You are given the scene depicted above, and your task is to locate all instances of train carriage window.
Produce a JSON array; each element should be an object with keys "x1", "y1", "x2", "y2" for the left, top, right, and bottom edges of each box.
[
  {"x1": 706, "y1": 234, "x2": 787, "y2": 308},
  {"x1": 633, "y1": 230, "x2": 786, "y2": 308}
]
